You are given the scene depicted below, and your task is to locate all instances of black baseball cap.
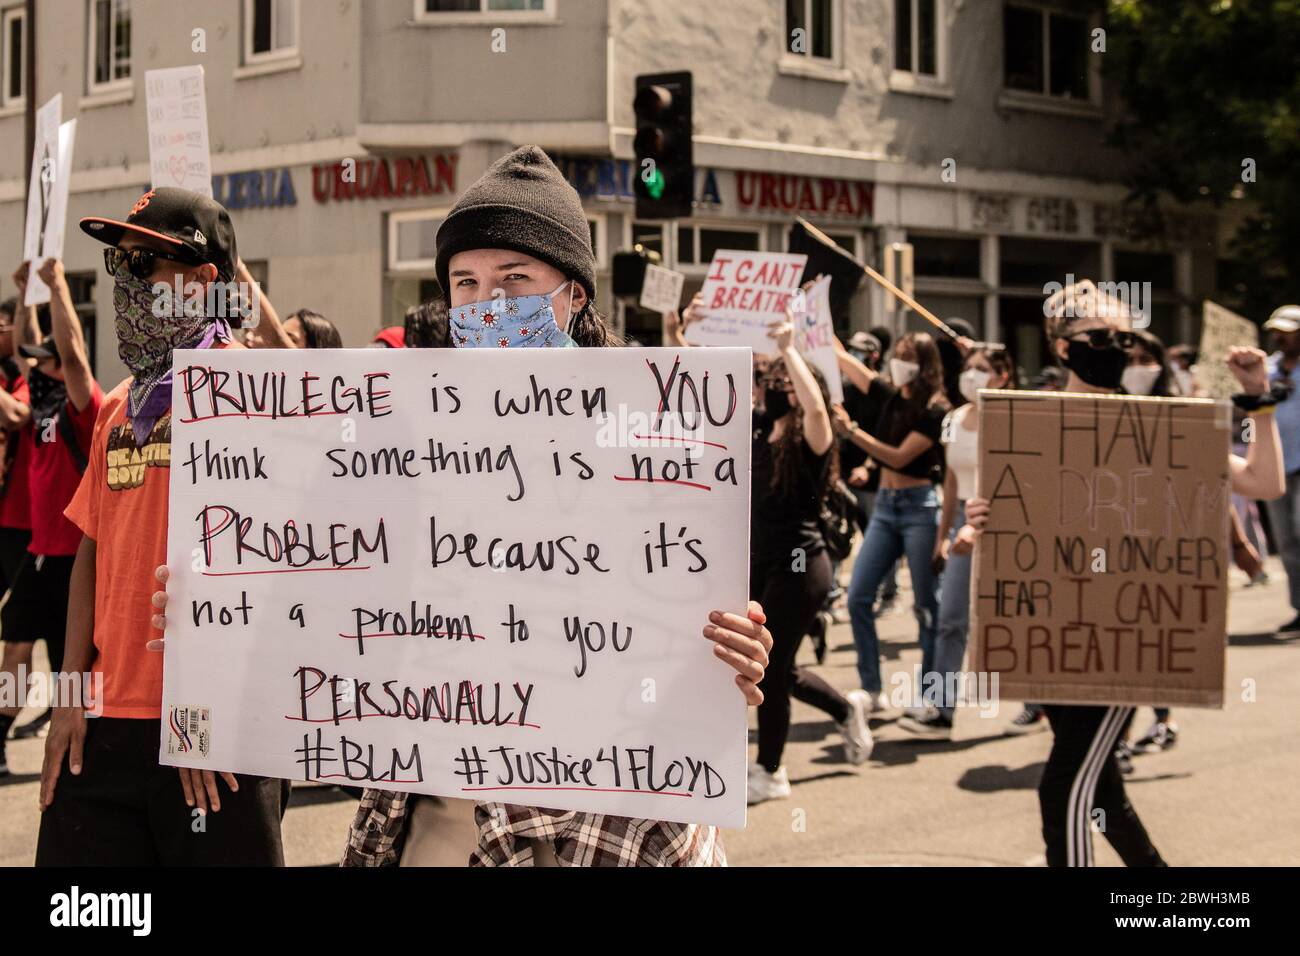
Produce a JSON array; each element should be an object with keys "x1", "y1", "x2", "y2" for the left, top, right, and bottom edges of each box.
[
  {"x1": 79, "y1": 187, "x2": 239, "y2": 281},
  {"x1": 19, "y1": 336, "x2": 59, "y2": 362}
]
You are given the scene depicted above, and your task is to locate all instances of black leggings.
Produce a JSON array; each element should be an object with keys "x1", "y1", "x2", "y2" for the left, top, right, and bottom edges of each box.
[
  {"x1": 752, "y1": 551, "x2": 849, "y2": 772},
  {"x1": 1039, "y1": 705, "x2": 1165, "y2": 867}
]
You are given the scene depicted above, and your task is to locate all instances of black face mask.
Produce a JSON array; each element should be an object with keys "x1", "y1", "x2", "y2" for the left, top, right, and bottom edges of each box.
[
  {"x1": 764, "y1": 388, "x2": 793, "y2": 419},
  {"x1": 1065, "y1": 339, "x2": 1129, "y2": 389}
]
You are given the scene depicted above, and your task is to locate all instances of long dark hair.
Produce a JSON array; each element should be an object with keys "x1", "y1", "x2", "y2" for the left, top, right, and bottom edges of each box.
[
  {"x1": 899, "y1": 331, "x2": 948, "y2": 416},
  {"x1": 1133, "y1": 329, "x2": 1175, "y2": 397},
  {"x1": 287, "y1": 309, "x2": 342, "y2": 349},
  {"x1": 405, "y1": 296, "x2": 451, "y2": 349},
  {"x1": 767, "y1": 358, "x2": 838, "y2": 503},
  {"x1": 966, "y1": 345, "x2": 1017, "y2": 390},
  {"x1": 568, "y1": 299, "x2": 624, "y2": 348}
]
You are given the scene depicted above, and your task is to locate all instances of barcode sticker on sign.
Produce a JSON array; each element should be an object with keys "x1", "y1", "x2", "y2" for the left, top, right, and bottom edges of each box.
[{"x1": 166, "y1": 705, "x2": 211, "y2": 758}]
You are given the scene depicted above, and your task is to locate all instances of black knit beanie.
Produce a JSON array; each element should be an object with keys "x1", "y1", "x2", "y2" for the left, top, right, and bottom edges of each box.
[{"x1": 436, "y1": 146, "x2": 596, "y2": 302}]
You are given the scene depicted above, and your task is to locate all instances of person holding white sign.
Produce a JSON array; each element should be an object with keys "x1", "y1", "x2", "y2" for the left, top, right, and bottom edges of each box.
[
  {"x1": 333, "y1": 145, "x2": 772, "y2": 865},
  {"x1": 966, "y1": 281, "x2": 1282, "y2": 867},
  {"x1": 35, "y1": 189, "x2": 290, "y2": 867}
]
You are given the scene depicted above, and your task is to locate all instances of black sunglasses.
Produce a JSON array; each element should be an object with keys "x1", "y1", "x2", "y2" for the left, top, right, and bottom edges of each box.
[
  {"x1": 103, "y1": 246, "x2": 202, "y2": 281},
  {"x1": 1069, "y1": 328, "x2": 1137, "y2": 351}
]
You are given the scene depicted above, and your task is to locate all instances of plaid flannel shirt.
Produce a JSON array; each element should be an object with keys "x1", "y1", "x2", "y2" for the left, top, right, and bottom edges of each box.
[{"x1": 341, "y1": 788, "x2": 726, "y2": 867}]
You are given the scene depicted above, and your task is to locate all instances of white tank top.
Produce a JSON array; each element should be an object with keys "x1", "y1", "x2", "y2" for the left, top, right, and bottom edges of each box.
[{"x1": 944, "y1": 404, "x2": 979, "y2": 502}]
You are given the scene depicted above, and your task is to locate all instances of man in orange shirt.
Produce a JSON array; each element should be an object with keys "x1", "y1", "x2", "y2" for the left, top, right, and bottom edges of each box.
[{"x1": 36, "y1": 188, "x2": 288, "y2": 865}]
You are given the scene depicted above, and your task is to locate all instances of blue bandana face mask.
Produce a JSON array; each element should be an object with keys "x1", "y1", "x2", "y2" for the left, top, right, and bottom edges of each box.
[{"x1": 449, "y1": 281, "x2": 578, "y2": 349}]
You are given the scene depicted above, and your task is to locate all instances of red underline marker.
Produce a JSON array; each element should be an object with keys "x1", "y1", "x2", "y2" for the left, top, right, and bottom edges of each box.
[
  {"x1": 631, "y1": 433, "x2": 729, "y2": 451},
  {"x1": 283, "y1": 714, "x2": 541, "y2": 729},
  {"x1": 612, "y1": 476, "x2": 712, "y2": 491},
  {"x1": 201, "y1": 565, "x2": 372, "y2": 577},
  {"x1": 179, "y1": 410, "x2": 349, "y2": 423},
  {"x1": 338, "y1": 630, "x2": 487, "y2": 642},
  {"x1": 461, "y1": 785, "x2": 693, "y2": 797},
  {"x1": 315, "y1": 773, "x2": 423, "y2": 784}
]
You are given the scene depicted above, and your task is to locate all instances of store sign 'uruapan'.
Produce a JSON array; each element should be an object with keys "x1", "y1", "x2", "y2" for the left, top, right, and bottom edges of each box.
[
  {"x1": 736, "y1": 172, "x2": 874, "y2": 221},
  {"x1": 311, "y1": 153, "x2": 457, "y2": 203}
]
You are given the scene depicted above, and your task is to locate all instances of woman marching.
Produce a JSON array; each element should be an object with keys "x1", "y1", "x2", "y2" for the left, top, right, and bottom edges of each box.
[
  {"x1": 899, "y1": 346, "x2": 1015, "y2": 740},
  {"x1": 968, "y1": 282, "x2": 1283, "y2": 866},
  {"x1": 833, "y1": 331, "x2": 954, "y2": 712}
]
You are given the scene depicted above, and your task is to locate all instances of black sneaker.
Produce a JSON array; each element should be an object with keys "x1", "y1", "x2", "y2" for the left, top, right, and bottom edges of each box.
[
  {"x1": 1132, "y1": 721, "x2": 1178, "y2": 754},
  {"x1": 1006, "y1": 707, "x2": 1046, "y2": 735},
  {"x1": 1278, "y1": 614, "x2": 1300, "y2": 635},
  {"x1": 1115, "y1": 742, "x2": 1134, "y2": 776},
  {"x1": 898, "y1": 709, "x2": 953, "y2": 741},
  {"x1": 13, "y1": 708, "x2": 51, "y2": 739},
  {"x1": 0, "y1": 738, "x2": 8, "y2": 777},
  {"x1": 809, "y1": 610, "x2": 832, "y2": 664}
]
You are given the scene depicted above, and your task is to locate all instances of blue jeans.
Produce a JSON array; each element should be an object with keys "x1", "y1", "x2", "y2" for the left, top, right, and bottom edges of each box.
[
  {"x1": 1264, "y1": 469, "x2": 1300, "y2": 613},
  {"x1": 931, "y1": 502, "x2": 970, "y2": 720},
  {"x1": 847, "y1": 485, "x2": 940, "y2": 694}
]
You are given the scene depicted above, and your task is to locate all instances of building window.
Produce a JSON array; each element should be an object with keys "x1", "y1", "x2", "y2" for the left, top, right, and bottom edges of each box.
[
  {"x1": 88, "y1": 0, "x2": 131, "y2": 93},
  {"x1": 676, "y1": 224, "x2": 763, "y2": 268},
  {"x1": 65, "y1": 271, "x2": 98, "y2": 375},
  {"x1": 2, "y1": 5, "x2": 23, "y2": 108},
  {"x1": 418, "y1": 0, "x2": 551, "y2": 18},
  {"x1": 244, "y1": 0, "x2": 298, "y2": 64},
  {"x1": 389, "y1": 209, "x2": 447, "y2": 272},
  {"x1": 894, "y1": 0, "x2": 937, "y2": 77},
  {"x1": 785, "y1": 0, "x2": 836, "y2": 60},
  {"x1": 999, "y1": 237, "x2": 1099, "y2": 289},
  {"x1": 912, "y1": 235, "x2": 981, "y2": 280},
  {"x1": 1004, "y1": 3, "x2": 1091, "y2": 101},
  {"x1": 586, "y1": 215, "x2": 608, "y2": 268}
]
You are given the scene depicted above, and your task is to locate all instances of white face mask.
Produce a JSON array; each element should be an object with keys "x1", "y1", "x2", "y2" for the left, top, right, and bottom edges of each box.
[
  {"x1": 890, "y1": 358, "x2": 920, "y2": 387},
  {"x1": 959, "y1": 368, "x2": 992, "y2": 403},
  {"x1": 1121, "y1": 364, "x2": 1162, "y2": 396}
]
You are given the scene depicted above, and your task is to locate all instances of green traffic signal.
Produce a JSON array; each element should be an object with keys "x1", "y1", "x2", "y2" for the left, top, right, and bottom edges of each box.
[{"x1": 645, "y1": 167, "x2": 666, "y2": 200}]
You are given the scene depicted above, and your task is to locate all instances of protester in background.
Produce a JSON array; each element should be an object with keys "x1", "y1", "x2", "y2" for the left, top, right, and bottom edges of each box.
[
  {"x1": 0, "y1": 297, "x2": 34, "y2": 770},
  {"x1": 404, "y1": 296, "x2": 451, "y2": 349},
  {"x1": 2, "y1": 264, "x2": 101, "y2": 768},
  {"x1": 37, "y1": 188, "x2": 289, "y2": 866},
  {"x1": 1122, "y1": 330, "x2": 1176, "y2": 397},
  {"x1": 1168, "y1": 344, "x2": 1199, "y2": 397},
  {"x1": 235, "y1": 260, "x2": 292, "y2": 350},
  {"x1": 371, "y1": 326, "x2": 407, "y2": 349},
  {"x1": 270, "y1": 145, "x2": 768, "y2": 865},
  {"x1": 900, "y1": 346, "x2": 1013, "y2": 740},
  {"x1": 747, "y1": 324, "x2": 873, "y2": 804},
  {"x1": 834, "y1": 331, "x2": 953, "y2": 712},
  {"x1": 1032, "y1": 365, "x2": 1067, "y2": 391},
  {"x1": 937, "y1": 318, "x2": 976, "y2": 408},
  {"x1": 869, "y1": 326, "x2": 893, "y2": 364},
  {"x1": 1262, "y1": 305, "x2": 1300, "y2": 635},
  {"x1": 968, "y1": 280, "x2": 1282, "y2": 867},
  {"x1": 282, "y1": 309, "x2": 343, "y2": 349}
]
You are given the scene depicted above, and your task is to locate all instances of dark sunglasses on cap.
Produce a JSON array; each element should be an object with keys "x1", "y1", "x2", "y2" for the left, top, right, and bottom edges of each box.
[
  {"x1": 1069, "y1": 328, "x2": 1137, "y2": 351},
  {"x1": 103, "y1": 246, "x2": 204, "y2": 281}
]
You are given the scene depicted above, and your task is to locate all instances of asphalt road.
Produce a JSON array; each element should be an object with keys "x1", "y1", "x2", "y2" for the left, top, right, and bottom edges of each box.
[{"x1": 2, "y1": 560, "x2": 1296, "y2": 867}]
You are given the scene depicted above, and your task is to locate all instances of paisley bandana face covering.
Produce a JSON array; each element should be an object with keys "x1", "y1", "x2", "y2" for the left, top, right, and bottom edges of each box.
[
  {"x1": 114, "y1": 268, "x2": 231, "y2": 444},
  {"x1": 449, "y1": 281, "x2": 577, "y2": 349}
]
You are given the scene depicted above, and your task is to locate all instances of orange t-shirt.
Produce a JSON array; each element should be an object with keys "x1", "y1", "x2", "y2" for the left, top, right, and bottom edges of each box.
[{"x1": 65, "y1": 344, "x2": 241, "y2": 719}]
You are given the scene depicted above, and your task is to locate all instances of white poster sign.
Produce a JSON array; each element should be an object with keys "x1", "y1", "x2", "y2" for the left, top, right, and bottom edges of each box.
[
  {"x1": 792, "y1": 276, "x2": 842, "y2": 404},
  {"x1": 639, "y1": 264, "x2": 685, "y2": 314},
  {"x1": 1198, "y1": 301, "x2": 1259, "y2": 400},
  {"x1": 686, "y1": 250, "x2": 807, "y2": 353},
  {"x1": 162, "y1": 347, "x2": 753, "y2": 827},
  {"x1": 146, "y1": 65, "x2": 213, "y2": 197},
  {"x1": 21, "y1": 96, "x2": 70, "y2": 306}
]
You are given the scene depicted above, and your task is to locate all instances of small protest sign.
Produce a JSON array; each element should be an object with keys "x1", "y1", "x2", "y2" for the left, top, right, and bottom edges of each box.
[
  {"x1": 685, "y1": 250, "x2": 807, "y2": 353},
  {"x1": 639, "y1": 264, "x2": 685, "y2": 314},
  {"x1": 146, "y1": 65, "x2": 213, "y2": 197},
  {"x1": 22, "y1": 97, "x2": 74, "y2": 306},
  {"x1": 791, "y1": 276, "x2": 842, "y2": 403},
  {"x1": 162, "y1": 347, "x2": 753, "y2": 827},
  {"x1": 1198, "y1": 301, "x2": 1259, "y2": 400},
  {"x1": 970, "y1": 390, "x2": 1230, "y2": 708}
]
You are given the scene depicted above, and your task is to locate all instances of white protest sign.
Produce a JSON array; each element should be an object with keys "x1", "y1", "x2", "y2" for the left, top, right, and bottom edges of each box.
[
  {"x1": 21, "y1": 96, "x2": 67, "y2": 306},
  {"x1": 792, "y1": 276, "x2": 842, "y2": 404},
  {"x1": 686, "y1": 250, "x2": 808, "y2": 353},
  {"x1": 146, "y1": 65, "x2": 213, "y2": 197},
  {"x1": 639, "y1": 264, "x2": 685, "y2": 314},
  {"x1": 162, "y1": 347, "x2": 752, "y2": 828}
]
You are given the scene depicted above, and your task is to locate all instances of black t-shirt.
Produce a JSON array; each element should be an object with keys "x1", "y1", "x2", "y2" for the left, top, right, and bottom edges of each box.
[
  {"x1": 864, "y1": 377, "x2": 946, "y2": 482},
  {"x1": 751, "y1": 409, "x2": 830, "y2": 566}
]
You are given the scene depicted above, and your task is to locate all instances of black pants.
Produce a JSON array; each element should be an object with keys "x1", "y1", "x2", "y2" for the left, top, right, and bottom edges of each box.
[
  {"x1": 1039, "y1": 705, "x2": 1165, "y2": 867},
  {"x1": 36, "y1": 717, "x2": 289, "y2": 866},
  {"x1": 753, "y1": 551, "x2": 848, "y2": 772}
]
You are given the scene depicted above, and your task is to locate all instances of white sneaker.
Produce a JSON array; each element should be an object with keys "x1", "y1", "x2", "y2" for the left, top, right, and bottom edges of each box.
[
  {"x1": 839, "y1": 690, "x2": 876, "y2": 765},
  {"x1": 746, "y1": 763, "x2": 791, "y2": 805},
  {"x1": 865, "y1": 691, "x2": 889, "y2": 713}
]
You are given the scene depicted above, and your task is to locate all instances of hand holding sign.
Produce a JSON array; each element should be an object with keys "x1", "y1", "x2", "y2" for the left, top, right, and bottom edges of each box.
[{"x1": 685, "y1": 250, "x2": 808, "y2": 353}]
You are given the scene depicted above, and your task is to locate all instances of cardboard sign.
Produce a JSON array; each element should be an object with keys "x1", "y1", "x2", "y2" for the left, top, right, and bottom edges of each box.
[
  {"x1": 162, "y1": 347, "x2": 752, "y2": 827},
  {"x1": 791, "y1": 276, "x2": 843, "y2": 404},
  {"x1": 970, "y1": 390, "x2": 1230, "y2": 708},
  {"x1": 146, "y1": 65, "x2": 213, "y2": 197},
  {"x1": 1198, "y1": 301, "x2": 1259, "y2": 399},
  {"x1": 21, "y1": 97, "x2": 75, "y2": 306},
  {"x1": 639, "y1": 264, "x2": 685, "y2": 314},
  {"x1": 686, "y1": 250, "x2": 807, "y2": 353}
]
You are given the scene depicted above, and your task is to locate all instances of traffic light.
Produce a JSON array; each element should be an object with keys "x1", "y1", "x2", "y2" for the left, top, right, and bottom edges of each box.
[{"x1": 633, "y1": 71, "x2": 693, "y2": 220}]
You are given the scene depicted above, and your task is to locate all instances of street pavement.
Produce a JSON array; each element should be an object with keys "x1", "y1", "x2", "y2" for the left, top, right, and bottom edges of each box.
[{"x1": 2, "y1": 559, "x2": 1296, "y2": 867}]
